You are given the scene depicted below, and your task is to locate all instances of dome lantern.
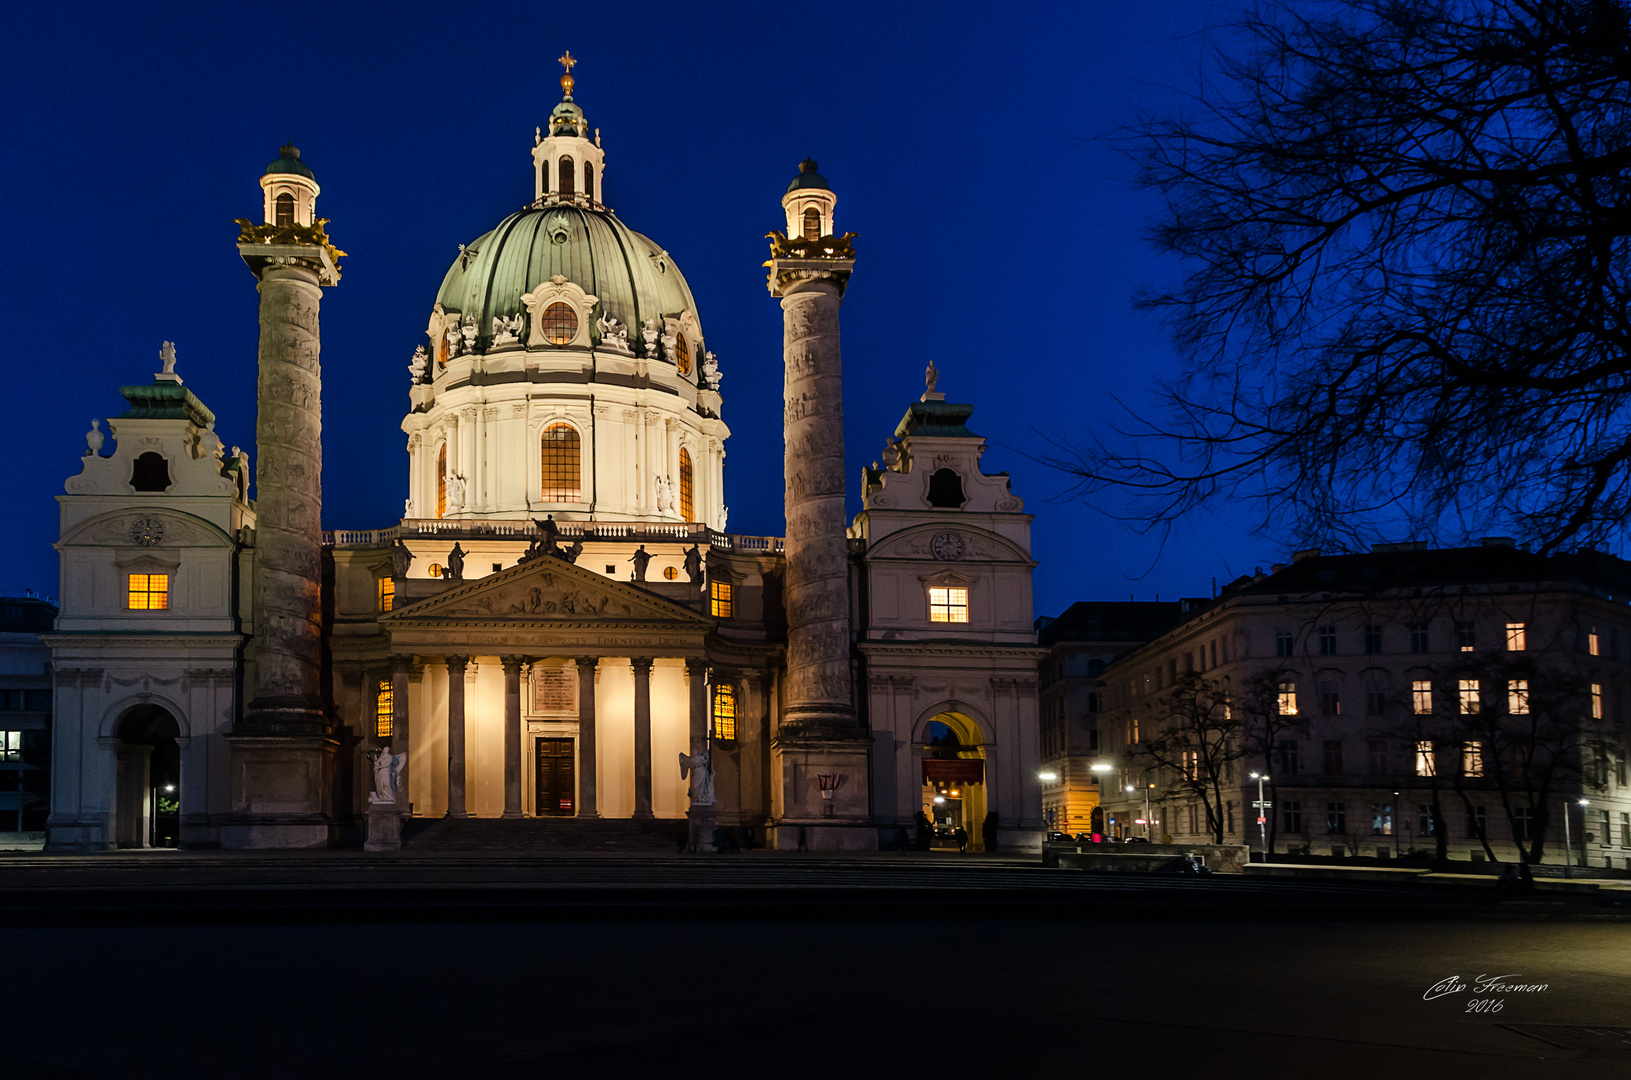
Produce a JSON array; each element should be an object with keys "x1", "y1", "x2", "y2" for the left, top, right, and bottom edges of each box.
[
  {"x1": 259, "y1": 144, "x2": 320, "y2": 227},
  {"x1": 532, "y1": 51, "x2": 607, "y2": 209}
]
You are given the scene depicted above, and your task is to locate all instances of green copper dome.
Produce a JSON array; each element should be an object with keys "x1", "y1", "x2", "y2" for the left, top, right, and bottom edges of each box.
[
  {"x1": 785, "y1": 157, "x2": 829, "y2": 194},
  {"x1": 264, "y1": 143, "x2": 315, "y2": 180},
  {"x1": 435, "y1": 206, "x2": 701, "y2": 349}
]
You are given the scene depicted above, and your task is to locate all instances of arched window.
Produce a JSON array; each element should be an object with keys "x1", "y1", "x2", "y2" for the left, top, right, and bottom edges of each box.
[
  {"x1": 673, "y1": 333, "x2": 691, "y2": 374},
  {"x1": 712, "y1": 683, "x2": 737, "y2": 743},
  {"x1": 131, "y1": 452, "x2": 171, "y2": 492},
  {"x1": 436, "y1": 444, "x2": 447, "y2": 518},
  {"x1": 679, "y1": 447, "x2": 695, "y2": 523},
  {"x1": 583, "y1": 162, "x2": 595, "y2": 202},
  {"x1": 802, "y1": 207, "x2": 820, "y2": 240},
  {"x1": 275, "y1": 192, "x2": 295, "y2": 227},
  {"x1": 558, "y1": 156, "x2": 575, "y2": 197},
  {"x1": 541, "y1": 424, "x2": 582, "y2": 501}
]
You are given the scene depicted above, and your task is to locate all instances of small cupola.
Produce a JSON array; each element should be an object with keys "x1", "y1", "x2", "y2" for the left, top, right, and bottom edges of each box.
[
  {"x1": 782, "y1": 158, "x2": 836, "y2": 240},
  {"x1": 532, "y1": 51, "x2": 607, "y2": 208},
  {"x1": 259, "y1": 144, "x2": 320, "y2": 227}
]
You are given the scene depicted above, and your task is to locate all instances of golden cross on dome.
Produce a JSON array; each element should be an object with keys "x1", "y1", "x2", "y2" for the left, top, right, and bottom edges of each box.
[{"x1": 558, "y1": 50, "x2": 577, "y2": 73}]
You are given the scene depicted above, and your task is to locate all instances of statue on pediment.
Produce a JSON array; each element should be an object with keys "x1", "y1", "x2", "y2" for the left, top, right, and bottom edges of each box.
[
  {"x1": 629, "y1": 544, "x2": 651, "y2": 582},
  {"x1": 446, "y1": 542, "x2": 466, "y2": 582}
]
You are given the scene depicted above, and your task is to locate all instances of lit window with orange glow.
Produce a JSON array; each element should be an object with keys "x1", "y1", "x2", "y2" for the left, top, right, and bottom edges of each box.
[
  {"x1": 712, "y1": 683, "x2": 737, "y2": 743},
  {"x1": 928, "y1": 586, "x2": 968, "y2": 623},
  {"x1": 1412, "y1": 680, "x2": 1433, "y2": 714},
  {"x1": 1415, "y1": 741, "x2": 1436, "y2": 777},
  {"x1": 1463, "y1": 741, "x2": 1484, "y2": 777},
  {"x1": 1277, "y1": 680, "x2": 1298, "y2": 716},
  {"x1": 710, "y1": 580, "x2": 733, "y2": 618},
  {"x1": 1592, "y1": 683, "x2": 1603, "y2": 720},
  {"x1": 1508, "y1": 680, "x2": 1529, "y2": 715},
  {"x1": 378, "y1": 577, "x2": 395, "y2": 612},
  {"x1": 376, "y1": 680, "x2": 394, "y2": 739},
  {"x1": 128, "y1": 573, "x2": 169, "y2": 610},
  {"x1": 1506, "y1": 622, "x2": 1526, "y2": 651},
  {"x1": 679, "y1": 448, "x2": 695, "y2": 522},
  {"x1": 1458, "y1": 679, "x2": 1481, "y2": 714}
]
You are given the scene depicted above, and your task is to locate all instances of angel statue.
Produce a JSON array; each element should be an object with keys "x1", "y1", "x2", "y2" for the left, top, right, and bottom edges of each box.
[
  {"x1": 369, "y1": 748, "x2": 404, "y2": 804},
  {"x1": 446, "y1": 472, "x2": 466, "y2": 513},
  {"x1": 160, "y1": 340, "x2": 178, "y2": 375},
  {"x1": 409, "y1": 345, "x2": 428, "y2": 383},
  {"x1": 678, "y1": 750, "x2": 715, "y2": 806}
]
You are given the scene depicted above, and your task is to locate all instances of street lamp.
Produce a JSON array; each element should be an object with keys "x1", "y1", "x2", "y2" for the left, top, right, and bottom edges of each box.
[
  {"x1": 1566, "y1": 798, "x2": 1590, "y2": 876},
  {"x1": 1249, "y1": 772, "x2": 1271, "y2": 863},
  {"x1": 1392, "y1": 790, "x2": 1401, "y2": 859}
]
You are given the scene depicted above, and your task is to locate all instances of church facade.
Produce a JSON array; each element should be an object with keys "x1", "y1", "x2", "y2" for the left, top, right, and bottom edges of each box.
[{"x1": 41, "y1": 65, "x2": 1046, "y2": 853}]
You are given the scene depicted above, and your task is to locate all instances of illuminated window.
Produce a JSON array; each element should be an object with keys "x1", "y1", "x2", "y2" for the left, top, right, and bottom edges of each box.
[
  {"x1": 679, "y1": 448, "x2": 695, "y2": 522},
  {"x1": 1456, "y1": 621, "x2": 1476, "y2": 652},
  {"x1": 1589, "y1": 627, "x2": 1600, "y2": 655},
  {"x1": 1458, "y1": 679, "x2": 1480, "y2": 714},
  {"x1": 127, "y1": 573, "x2": 169, "y2": 610},
  {"x1": 802, "y1": 207, "x2": 820, "y2": 240},
  {"x1": 375, "y1": 680, "x2": 394, "y2": 739},
  {"x1": 1506, "y1": 622, "x2": 1526, "y2": 651},
  {"x1": 558, "y1": 155, "x2": 575, "y2": 196},
  {"x1": 1415, "y1": 741, "x2": 1436, "y2": 777},
  {"x1": 929, "y1": 586, "x2": 969, "y2": 623},
  {"x1": 275, "y1": 192, "x2": 294, "y2": 227},
  {"x1": 1, "y1": 731, "x2": 20, "y2": 762},
  {"x1": 1276, "y1": 680, "x2": 1298, "y2": 716},
  {"x1": 712, "y1": 682, "x2": 737, "y2": 742},
  {"x1": 1508, "y1": 680, "x2": 1529, "y2": 715},
  {"x1": 540, "y1": 424, "x2": 582, "y2": 500},
  {"x1": 1412, "y1": 680, "x2": 1432, "y2": 714},
  {"x1": 437, "y1": 444, "x2": 447, "y2": 518},
  {"x1": 583, "y1": 162, "x2": 595, "y2": 202},
  {"x1": 1463, "y1": 741, "x2": 1484, "y2": 777},
  {"x1": 540, "y1": 302, "x2": 578, "y2": 345},
  {"x1": 663, "y1": 566, "x2": 679, "y2": 581},
  {"x1": 674, "y1": 333, "x2": 692, "y2": 374},
  {"x1": 1592, "y1": 683, "x2": 1603, "y2": 719},
  {"x1": 710, "y1": 580, "x2": 734, "y2": 618},
  {"x1": 378, "y1": 577, "x2": 395, "y2": 612}
]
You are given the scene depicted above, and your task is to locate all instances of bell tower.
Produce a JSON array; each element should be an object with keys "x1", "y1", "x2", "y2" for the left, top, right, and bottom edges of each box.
[{"x1": 532, "y1": 51, "x2": 608, "y2": 207}]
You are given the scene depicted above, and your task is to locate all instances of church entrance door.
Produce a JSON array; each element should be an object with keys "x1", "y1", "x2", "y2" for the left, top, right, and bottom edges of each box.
[{"x1": 534, "y1": 737, "x2": 576, "y2": 816}]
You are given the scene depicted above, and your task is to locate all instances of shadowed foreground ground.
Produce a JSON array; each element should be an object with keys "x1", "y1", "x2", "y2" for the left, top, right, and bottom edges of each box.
[{"x1": 1, "y1": 855, "x2": 1627, "y2": 1079}]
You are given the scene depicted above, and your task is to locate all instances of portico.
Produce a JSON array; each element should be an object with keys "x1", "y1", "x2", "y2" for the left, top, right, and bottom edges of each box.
[{"x1": 380, "y1": 555, "x2": 717, "y2": 821}]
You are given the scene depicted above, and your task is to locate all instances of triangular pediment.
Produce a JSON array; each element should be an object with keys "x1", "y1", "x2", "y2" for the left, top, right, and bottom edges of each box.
[{"x1": 383, "y1": 555, "x2": 713, "y2": 628}]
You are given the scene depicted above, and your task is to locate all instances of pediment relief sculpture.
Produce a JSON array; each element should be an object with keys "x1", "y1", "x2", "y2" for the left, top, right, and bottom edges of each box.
[
  {"x1": 63, "y1": 509, "x2": 231, "y2": 550},
  {"x1": 389, "y1": 561, "x2": 709, "y2": 626},
  {"x1": 870, "y1": 526, "x2": 1028, "y2": 564}
]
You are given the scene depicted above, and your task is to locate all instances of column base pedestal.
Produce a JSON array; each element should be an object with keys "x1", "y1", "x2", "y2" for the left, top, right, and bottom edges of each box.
[
  {"x1": 365, "y1": 797, "x2": 402, "y2": 851},
  {"x1": 766, "y1": 822, "x2": 878, "y2": 851},
  {"x1": 687, "y1": 806, "x2": 717, "y2": 852},
  {"x1": 221, "y1": 734, "x2": 336, "y2": 850},
  {"x1": 771, "y1": 730, "x2": 871, "y2": 846}
]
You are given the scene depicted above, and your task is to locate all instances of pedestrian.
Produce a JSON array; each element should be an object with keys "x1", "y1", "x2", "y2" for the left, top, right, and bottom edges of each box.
[{"x1": 954, "y1": 826, "x2": 968, "y2": 854}]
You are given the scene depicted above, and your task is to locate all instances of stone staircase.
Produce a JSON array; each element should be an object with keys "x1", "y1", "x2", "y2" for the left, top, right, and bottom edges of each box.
[{"x1": 399, "y1": 816, "x2": 688, "y2": 854}]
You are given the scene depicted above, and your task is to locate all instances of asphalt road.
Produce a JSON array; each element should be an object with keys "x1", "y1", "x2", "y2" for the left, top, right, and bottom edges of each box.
[{"x1": 2, "y1": 856, "x2": 1627, "y2": 1079}]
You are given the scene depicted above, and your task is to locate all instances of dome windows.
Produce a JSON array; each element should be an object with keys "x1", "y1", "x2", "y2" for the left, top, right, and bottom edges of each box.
[
  {"x1": 583, "y1": 162, "x2": 595, "y2": 202},
  {"x1": 540, "y1": 424, "x2": 582, "y2": 502},
  {"x1": 521, "y1": 276, "x2": 599, "y2": 349},
  {"x1": 558, "y1": 156, "x2": 576, "y2": 198},
  {"x1": 540, "y1": 303, "x2": 578, "y2": 345},
  {"x1": 802, "y1": 207, "x2": 820, "y2": 241},
  {"x1": 436, "y1": 444, "x2": 448, "y2": 518},
  {"x1": 674, "y1": 334, "x2": 691, "y2": 375},
  {"x1": 275, "y1": 193, "x2": 295, "y2": 228}
]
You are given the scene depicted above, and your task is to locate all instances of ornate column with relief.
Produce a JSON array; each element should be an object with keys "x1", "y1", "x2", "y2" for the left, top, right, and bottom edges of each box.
[
  {"x1": 764, "y1": 158, "x2": 872, "y2": 850},
  {"x1": 223, "y1": 144, "x2": 343, "y2": 850}
]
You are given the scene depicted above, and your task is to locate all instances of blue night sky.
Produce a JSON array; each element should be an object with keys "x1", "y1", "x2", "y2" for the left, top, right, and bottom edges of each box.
[{"x1": 1, "y1": 0, "x2": 1264, "y2": 617}]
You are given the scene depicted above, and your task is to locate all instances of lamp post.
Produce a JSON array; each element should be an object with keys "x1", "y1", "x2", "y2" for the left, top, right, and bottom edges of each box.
[
  {"x1": 1249, "y1": 771, "x2": 1271, "y2": 863},
  {"x1": 1568, "y1": 798, "x2": 1590, "y2": 876},
  {"x1": 1091, "y1": 762, "x2": 1113, "y2": 839},
  {"x1": 1393, "y1": 790, "x2": 1401, "y2": 858}
]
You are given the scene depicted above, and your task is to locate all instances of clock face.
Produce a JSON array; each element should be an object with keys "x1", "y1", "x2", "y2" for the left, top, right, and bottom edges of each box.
[
  {"x1": 931, "y1": 532, "x2": 965, "y2": 561},
  {"x1": 130, "y1": 518, "x2": 165, "y2": 547}
]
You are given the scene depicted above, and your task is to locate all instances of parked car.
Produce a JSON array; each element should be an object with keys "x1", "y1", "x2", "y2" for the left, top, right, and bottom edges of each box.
[
  {"x1": 1046, "y1": 831, "x2": 1073, "y2": 843},
  {"x1": 1122, "y1": 836, "x2": 1151, "y2": 845}
]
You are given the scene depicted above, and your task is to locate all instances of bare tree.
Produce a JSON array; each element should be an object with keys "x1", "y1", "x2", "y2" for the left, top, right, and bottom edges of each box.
[
  {"x1": 1065, "y1": 0, "x2": 1631, "y2": 555},
  {"x1": 1236, "y1": 668, "x2": 1311, "y2": 853},
  {"x1": 1136, "y1": 673, "x2": 1246, "y2": 843}
]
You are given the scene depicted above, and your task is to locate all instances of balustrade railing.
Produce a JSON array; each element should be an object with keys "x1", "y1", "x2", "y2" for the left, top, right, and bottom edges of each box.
[{"x1": 322, "y1": 519, "x2": 784, "y2": 554}]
